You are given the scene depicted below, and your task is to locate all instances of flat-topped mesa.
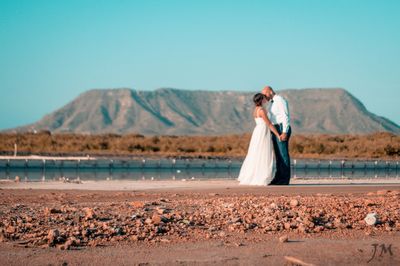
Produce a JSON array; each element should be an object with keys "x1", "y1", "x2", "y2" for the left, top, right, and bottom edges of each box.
[{"x1": 7, "y1": 88, "x2": 400, "y2": 135}]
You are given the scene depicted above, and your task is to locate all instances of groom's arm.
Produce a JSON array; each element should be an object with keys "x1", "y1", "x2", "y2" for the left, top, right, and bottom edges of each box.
[{"x1": 277, "y1": 97, "x2": 290, "y2": 139}]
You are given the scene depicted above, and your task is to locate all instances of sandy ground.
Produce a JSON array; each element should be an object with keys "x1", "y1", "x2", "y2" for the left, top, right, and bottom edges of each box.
[
  {"x1": 1, "y1": 182, "x2": 400, "y2": 265},
  {"x1": 1, "y1": 233, "x2": 399, "y2": 265},
  {"x1": 1, "y1": 178, "x2": 400, "y2": 191}
]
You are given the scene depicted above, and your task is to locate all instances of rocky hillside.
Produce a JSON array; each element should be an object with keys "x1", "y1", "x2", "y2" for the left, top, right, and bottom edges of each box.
[{"x1": 10, "y1": 88, "x2": 400, "y2": 135}]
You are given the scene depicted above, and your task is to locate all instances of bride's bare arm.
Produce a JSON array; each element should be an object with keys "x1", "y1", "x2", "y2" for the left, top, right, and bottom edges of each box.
[{"x1": 260, "y1": 109, "x2": 281, "y2": 139}]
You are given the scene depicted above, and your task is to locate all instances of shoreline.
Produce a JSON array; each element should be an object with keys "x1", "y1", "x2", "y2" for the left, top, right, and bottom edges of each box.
[{"x1": 1, "y1": 154, "x2": 399, "y2": 161}]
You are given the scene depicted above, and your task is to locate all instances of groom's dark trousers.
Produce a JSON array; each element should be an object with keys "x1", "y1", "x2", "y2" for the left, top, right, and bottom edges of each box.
[{"x1": 270, "y1": 124, "x2": 292, "y2": 185}]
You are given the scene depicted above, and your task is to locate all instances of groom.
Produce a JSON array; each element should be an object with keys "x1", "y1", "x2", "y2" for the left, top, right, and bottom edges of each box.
[{"x1": 262, "y1": 86, "x2": 292, "y2": 185}]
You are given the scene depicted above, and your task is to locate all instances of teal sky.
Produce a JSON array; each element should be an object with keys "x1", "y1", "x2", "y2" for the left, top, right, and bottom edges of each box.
[{"x1": 1, "y1": 0, "x2": 399, "y2": 130}]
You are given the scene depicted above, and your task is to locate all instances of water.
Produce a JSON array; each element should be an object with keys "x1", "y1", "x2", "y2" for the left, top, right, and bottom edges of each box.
[{"x1": 0, "y1": 158, "x2": 398, "y2": 182}]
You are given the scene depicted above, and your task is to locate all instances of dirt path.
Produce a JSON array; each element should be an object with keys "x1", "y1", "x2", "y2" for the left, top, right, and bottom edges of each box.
[{"x1": 1, "y1": 185, "x2": 399, "y2": 265}]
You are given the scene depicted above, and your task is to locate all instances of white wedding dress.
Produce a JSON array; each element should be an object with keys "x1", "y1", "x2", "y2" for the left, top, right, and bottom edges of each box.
[{"x1": 237, "y1": 117, "x2": 274, "y2": 186}]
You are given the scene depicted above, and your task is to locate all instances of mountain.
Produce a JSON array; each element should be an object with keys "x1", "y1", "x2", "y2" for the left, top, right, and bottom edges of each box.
[{"x1": 9, "y1": 88, "x2": 400, "y2": 135}]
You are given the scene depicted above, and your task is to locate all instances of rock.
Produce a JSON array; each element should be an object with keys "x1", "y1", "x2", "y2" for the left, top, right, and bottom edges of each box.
[
  {"x1": 88, "y1": 239, "x2": 100, "y2": 247},
  {"x1": 365, "y1": 200, "x2": 376, "y2": 206},
  {"x1": 161, "y1": 216, "x2": 170, "y2": 223},
  {"x1": 290, "y1": 199, "x2": 299, "y2": 207},
  {"x1": 314, "y1": 226, "x2": 324, "y2": 233},
  {"x1": 130, "y1": 201, "x2": 145, "y2": 208},
  {"x1": 324, "y1": 222, "x2": 333, "y2": 229},
  {"x1": 307, "y1": 222, "x2": 315, "y2": 229},
  {"x1": 157, "y1": 209, "x2": 165, "y2": 215},
  {"x1": 284, "y1": 256, "x2": 315, "y2": 266},
  {"x1": 389, "y1": 190, "x2": 400, "y2": 196},
  {"x1": 131, "y1": 213, "x2": 140, "y2": 220},
  {"x1": 47, "y1": 229, "x2": 60, "y2": 245},
  {"x1": 113, "y1": 227, "x2": 124, "y2": 236},
  {"x1": 44, "y1": 207, "x2": 62, "y2": 216},
  {"x1": 279, "y1": 235, "x2": 289, "y2": 243},
  {"x1": 6, "y1": 226, "x2": 16, "y2": 234},
  {"x1": 228, "y1": 225, "x2": 236, "y2": 232},
  {"x1": 59, "y1": 239, "x2": 75, "y2": 250},
  {"x1": 376, "y1": 190, "x2": 388, "y2": 195},
  {"x1": 156, "y1": 226, "x2": 168, "y2": 234},
  {"x1": 0, "y1": 232, "x2": 5, "y2": 242},
  {"x1": 83, "y1": 207, "x2": 95, "y2": 219},
  {"x1": 270, "y1": 203, "x2": 278, "y2": 209},
  {"x1": 364, "y1": 213, "x2": 379, "y2": 226},
  {"x1": 231, "y1": 217, "x2": 242, "y2": 223},
  {"x1": 82, "y1": 228, "x2": 92, "y2": 237},
  {"x1": 297, "y1": 224, "x2": 306, "y2": 233},
  {"x1": 152, "y1": 213, "x2": 162, "y2": 225}
]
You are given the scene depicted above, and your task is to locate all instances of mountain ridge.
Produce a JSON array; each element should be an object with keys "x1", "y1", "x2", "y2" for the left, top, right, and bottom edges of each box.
[{"x1": 7, "y1": 88, "x2": 400, "y2": 135}]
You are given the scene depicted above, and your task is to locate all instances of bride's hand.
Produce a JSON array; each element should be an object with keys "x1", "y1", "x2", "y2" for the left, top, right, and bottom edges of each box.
[{"x1": 280, "y1": 133, "x2": 288, "y2": 141}]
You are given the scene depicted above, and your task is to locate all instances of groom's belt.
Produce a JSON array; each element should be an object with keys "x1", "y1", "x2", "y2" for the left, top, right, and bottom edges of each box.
[{"x1": 274, "y1": 123, "x2": 290, "y2": 127}]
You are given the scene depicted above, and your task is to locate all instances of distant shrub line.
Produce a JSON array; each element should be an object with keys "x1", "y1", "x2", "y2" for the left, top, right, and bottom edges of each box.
[{"x1": 0, "y1": 132, "x2": 398, "y2": 159}]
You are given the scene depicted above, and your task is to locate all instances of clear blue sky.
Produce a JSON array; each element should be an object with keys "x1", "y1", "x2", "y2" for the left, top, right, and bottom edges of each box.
[{"x1": 1, "y1": 0, "x2": 399, "y2": 130}]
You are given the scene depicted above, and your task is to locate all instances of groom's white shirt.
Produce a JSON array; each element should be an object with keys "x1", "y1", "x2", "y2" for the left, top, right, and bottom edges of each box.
[{"x1": 268, "y1": 94, "x2": 290, "y2": 133}]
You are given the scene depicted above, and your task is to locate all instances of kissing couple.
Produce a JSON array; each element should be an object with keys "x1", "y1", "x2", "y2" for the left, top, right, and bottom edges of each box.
[{"x1": 238, "y1": 86, "x2": 292, "y2": 186}]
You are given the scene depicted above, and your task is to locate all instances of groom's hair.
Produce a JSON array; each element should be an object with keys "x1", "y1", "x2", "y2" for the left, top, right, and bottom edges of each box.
[{"x1": 253, "y1": 93, "x2": 265, "y2": 106}]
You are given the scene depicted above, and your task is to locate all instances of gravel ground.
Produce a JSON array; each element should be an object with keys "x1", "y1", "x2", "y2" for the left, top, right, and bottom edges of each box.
[{"x1": 0, "y1": 184, "x2": 399, "y2": 265}]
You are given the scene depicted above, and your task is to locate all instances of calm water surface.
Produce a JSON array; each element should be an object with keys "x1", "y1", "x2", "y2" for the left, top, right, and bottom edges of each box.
[{"x1": 0, "y1": 158, "x2": 398, "y2": 181}]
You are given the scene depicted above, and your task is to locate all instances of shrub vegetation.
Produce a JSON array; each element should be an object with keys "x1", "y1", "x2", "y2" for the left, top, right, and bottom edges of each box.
[{"x1": 0, "y1": 132, "x2": 398, "y2": 159}]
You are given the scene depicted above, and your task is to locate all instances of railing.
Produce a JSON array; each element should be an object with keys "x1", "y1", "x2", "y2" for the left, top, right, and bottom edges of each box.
[
  {"x1": 292, "y1": 159, "x2": 399, "y2": 179},
  {"x1": 0, "y1": 158, "x2": 398, "y2": 171}
]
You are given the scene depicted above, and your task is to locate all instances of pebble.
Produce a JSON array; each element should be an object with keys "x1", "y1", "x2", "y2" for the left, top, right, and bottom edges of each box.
[
  {"x1": 290, "y1": 199, "x2": 299, "y2": 207},
  {"x1": 364, "y1": 213, "x2": 379, "y2": 226},
  {"x1": 83, "y1": 207, "x2": 95, "y2": 219},
  {"x1": 47, "y1": 229, "x2": 60, "y2": 245},
  {"x1": 279, "y1": 235, "x2": 289, "y2": 243},
  {"x1": 130, "y1": 201, "x2": 145, "y2": 208},
  {"x1": 6, "y1": 226, "x2": 16, "y2": 234},
  {"x1": 151, "y1": 214, "x2": 162, "y2": 225},
  {"x1": 59, "y1": 238, "x2": 75, "y2": 250}
]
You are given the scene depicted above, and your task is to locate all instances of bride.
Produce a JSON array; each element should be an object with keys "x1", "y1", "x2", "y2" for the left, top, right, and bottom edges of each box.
[{"x1": 238, "y1": 93, "x2": 282, "y2": 186}]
